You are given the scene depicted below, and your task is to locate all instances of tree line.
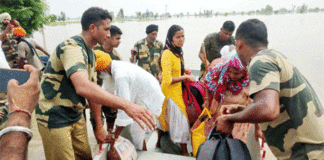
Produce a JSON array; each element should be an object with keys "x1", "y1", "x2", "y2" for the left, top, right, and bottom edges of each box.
[
  {"x1": 1, "y1": 1, "x2": 323, "y2": 35},
  {"x1": 114, "y1": 4, "x2": 324, "y2": 20}
]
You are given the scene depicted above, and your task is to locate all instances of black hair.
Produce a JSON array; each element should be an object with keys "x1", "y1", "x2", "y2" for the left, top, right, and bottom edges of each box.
[
  {"x1": 235, "y1": 19, "x2": 268, "y2": 48},
  {"x1": 110, "y1": 25, "x2": 122, "y2": 37},
  {"x1": 222, "y1": 20, "x2": 235, "y2": 32},
  {"x1": 164, "y1": 24, "x2": 185, "y2": 76},
  {"x1": 146, "y1": 24, "x2": 158, "y2": 34},
  {"x1": 81, "y1": 7, "x2": 112, "y2": 31}
]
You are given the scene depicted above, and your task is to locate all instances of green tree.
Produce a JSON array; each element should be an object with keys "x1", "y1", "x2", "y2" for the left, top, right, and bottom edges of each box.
[
  {"x1": 135, "y1": 11, "x2": 142, "y2": 20},
  {"x1": 264, "y1": 5, "x2": 273, "y2": 15},
  {"x1": 278, "y1": 8, "x2": 289, "y2": 14},
  {"x1": 116, "y1": 8, "x2": 124, "y2": 20},
  {"x1": 297, "y1": 4, "x2": 308, "y2": 13},
  {"x1": 154, "y1": 13, "x2": 159, "y2": 19},
  {"x1": 47, "y1": 14, "x2": 57, "y2": 22},
  {"x1": 59, "y1": 11, "x2": 66, "y2": 21},
  {"x1": 0, "y1": 0, "x2": 48, "y2": 35}
]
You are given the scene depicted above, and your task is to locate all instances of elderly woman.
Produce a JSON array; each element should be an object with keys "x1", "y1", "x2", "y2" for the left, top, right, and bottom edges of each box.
[{"x1": 204, "y1": 54, "x2": 262, "y2": 159}]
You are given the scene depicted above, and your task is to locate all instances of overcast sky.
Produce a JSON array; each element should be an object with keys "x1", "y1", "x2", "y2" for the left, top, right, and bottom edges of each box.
[{"x1": 45, "y1": 0, "x2": 324, "y2": 18}]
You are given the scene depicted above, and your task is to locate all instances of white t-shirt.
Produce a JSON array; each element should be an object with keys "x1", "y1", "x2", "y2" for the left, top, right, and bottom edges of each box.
[
  {"x1": 0, "y1": 41, "x2": 10, "y2": 69},
  {"x1": 101, "y1": 60, "x2": 164, "y2": 126}
]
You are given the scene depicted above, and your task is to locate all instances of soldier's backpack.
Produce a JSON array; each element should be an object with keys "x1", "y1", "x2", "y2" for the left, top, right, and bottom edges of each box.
[{"x1": 196, "y1": 127, "x2": 252, "y2": 160}]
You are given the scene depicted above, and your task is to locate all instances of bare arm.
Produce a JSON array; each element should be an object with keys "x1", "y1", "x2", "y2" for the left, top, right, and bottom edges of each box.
[
  {"x1": 215, "y1": 89, "x2": 280, "y2": 134},
  {"x1": 0, "y1": 65, "x2": 40, "y2": 160},
  {"x1": 171, "y1": 75, "x2": 195, "y2": 84},
  {"x1": 88, "y1": 98, "x2": 107, "y2": 145},
  {"x1": 225, "y1": 89, "x2": 280, "y2": 123},
  {"x1": 70, "y1": 71, "x2": 155, "y2": 131},
  {"x1": 0, "y1": 24, "x2": 13, "y2": 42}
]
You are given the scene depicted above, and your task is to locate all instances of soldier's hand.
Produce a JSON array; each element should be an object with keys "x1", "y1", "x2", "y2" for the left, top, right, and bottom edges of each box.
[
  {"x1": 123, "y1": 103, "x2": 156, "y2": 131},
  {"x1": 10, "y1": 19, "x2": 20, "y2": 28},
  {"x1": 94, "y1": 127, "x2": 108, "y2": 145},
  {"x1": 215, "y1": 115, "x2": 233, "y2": 135},
  {"x1": 220, "y1": 104, "x2": 245, "y2": 115},
  {"x1": 5, "y1": 23, "x2": 14, "y2": 31}
]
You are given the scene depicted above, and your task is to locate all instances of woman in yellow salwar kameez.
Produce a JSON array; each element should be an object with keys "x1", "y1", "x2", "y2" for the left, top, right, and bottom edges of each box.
[{"x1": 158, "y1": 25, "x2": 195, "y2": 156}]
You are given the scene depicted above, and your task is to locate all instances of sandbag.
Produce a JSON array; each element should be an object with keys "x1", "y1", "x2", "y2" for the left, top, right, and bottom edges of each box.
[{"x1": 107, "y1": 136, "x2": 137, "y2": 160}]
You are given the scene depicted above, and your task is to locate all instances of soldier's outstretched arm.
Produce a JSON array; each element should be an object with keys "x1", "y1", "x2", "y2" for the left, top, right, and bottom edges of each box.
[{"x1": 70, "y1": 70, "x2": 156, "y2": 131}]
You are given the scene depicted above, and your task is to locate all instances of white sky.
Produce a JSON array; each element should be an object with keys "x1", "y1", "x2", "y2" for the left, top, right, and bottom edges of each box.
[{"x1": 45, "y1": 0, "x2": 324, "y2": 18}]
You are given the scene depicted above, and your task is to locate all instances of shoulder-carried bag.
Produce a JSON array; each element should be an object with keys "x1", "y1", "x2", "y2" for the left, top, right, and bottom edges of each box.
[
  {"x1": 190, "y1": 107, "x2": 214, "y2": 157},
  {"x1": 183, "y1": 80, "x2": 204, "y2": 126}
]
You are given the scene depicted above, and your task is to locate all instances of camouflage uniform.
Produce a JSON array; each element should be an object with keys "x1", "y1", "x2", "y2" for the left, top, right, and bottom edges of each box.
[
  {"x1": 200, "y1": 32, "x2": 234, "y2": 76},
  {"x1": 133, "y1": 38, "x2": 163, "y2": 78},
  {"x1": 248, "y1": 49, "x2": 324, "y2": 159},
  {"x1": 36, "y1": 35, "x2": 97, "y2": 127},
  {"x1": 36, "y1": 35, "x2": 96, "y2": 160},
  {"x1": 0, "y1": 25, "x2": 19, "y2": 68},
  {"x1": 94, "y1": 45, "x2": 123, "y2": 61},
  {"x1": 0, "y1": 92, "x2": 8, "y2": 130}
]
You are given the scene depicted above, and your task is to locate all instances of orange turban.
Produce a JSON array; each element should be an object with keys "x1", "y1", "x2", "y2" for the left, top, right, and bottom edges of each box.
[
  {"x1": 94, "y1": 50, "x2": 112, "y2": 71},
  {"x1": 12, "y1": 27, "x2": 26, "y2": 37}
]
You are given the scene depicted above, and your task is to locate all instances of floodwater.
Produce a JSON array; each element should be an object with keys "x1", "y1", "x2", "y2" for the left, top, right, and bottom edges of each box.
[
  {"x1": 29, "y1": 12, "x2": 324, "y2": 159},
  {"x1": 33, "y1": 12, "x2": 324, "y2": 105}
]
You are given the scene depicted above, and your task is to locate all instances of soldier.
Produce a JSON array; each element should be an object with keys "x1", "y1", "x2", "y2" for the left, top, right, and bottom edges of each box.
[
  {"x1": 216, "y1": 19, "x2": 324, "y2": 159},
  {"x1": 91, "y1": 25, "x2": 123, "y2": 133},
  {"x1": 12, "y1": 26, "x2": 50, "y2": 71},
  {"x1": 0, "y1": 13, "x2": 19, "y2": 68},
  {"x1": 130, "y1": 24, "x2": 163, "y2": 78},
  {"x1": 94, "y1": 25, "x2": 123, "y2": 61},
  {"x1": 36, "y1": 7, "x2": 156, "y2": 160},
  {"x1": 199, "y1": 20, "x2": 235, "y2": 78}
]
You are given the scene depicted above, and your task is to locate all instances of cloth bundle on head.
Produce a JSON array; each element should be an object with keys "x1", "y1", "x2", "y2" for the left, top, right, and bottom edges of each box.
[
  {"x1": 94, "y1": 50, "x2": 111, "y2": 71},
  {"x1": 146, "y1": 24, "x2": 158, "y2": 34},
  {"x1": 0, "y1": 13, "x2": 11, "y2": 22},
  {"x1": 13, "y1": 27, "x2": 26, "y2": 37},
  {"x1": 205, "y1": 54, "x2": 249, "y2": 103}
]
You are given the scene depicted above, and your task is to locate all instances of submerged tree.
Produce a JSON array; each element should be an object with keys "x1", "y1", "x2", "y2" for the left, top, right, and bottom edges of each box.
[
  {"x1": 264, "y1": 5, "x2": 273, "y2": 15},
  {"x1": 116, "y1": 8, "x2": 124, "y2": 20},
  {"x1": 0, "y1": 0, "x2": 49, "y2": 35},
  {"x1": 297, "y1": 4, "x2": 308, "y2": 13}
]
